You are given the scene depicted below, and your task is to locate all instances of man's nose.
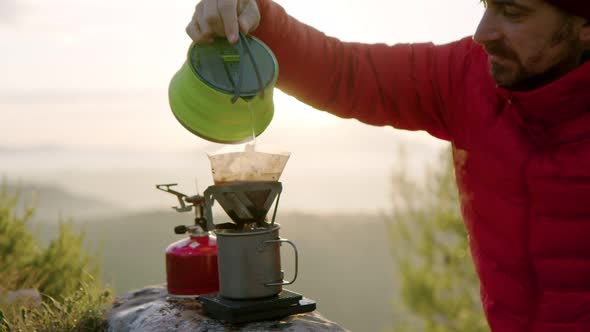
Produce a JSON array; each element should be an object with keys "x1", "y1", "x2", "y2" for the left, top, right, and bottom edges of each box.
[{"x1": 473, "y1": 10, "x2": 502, "y2": 45}]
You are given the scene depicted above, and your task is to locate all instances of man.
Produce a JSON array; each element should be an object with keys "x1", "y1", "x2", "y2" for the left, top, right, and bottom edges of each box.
[{"x1": 186, "y1": 0, "x2": 590, "y2": 331}]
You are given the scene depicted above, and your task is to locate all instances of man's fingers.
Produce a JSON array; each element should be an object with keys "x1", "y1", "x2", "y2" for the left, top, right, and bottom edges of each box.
[
  {"x1": 186, "y1": 21, "x2": 214, "y2": 44},
  {"x1": 238, "y1": 0, "x2": 260, "y2": 34},
  {"x1": 186, "y1": 0, "x2": 258, "y2": 44},
  {"x1": 238, "y1": 16, "x2": 256, "y2": 34},
  {"x1": 203, "y1": 0, "x2": 224, "y2": 36},
  {"x1": 186, "y1": 17, "x2": 199, "y2": 41},
  {"x1": 186, "y1": 3, "x2": 214, "y2": 43},
  {"x1": 217, "y1": 0, "x2": 239, "y2": 43}
]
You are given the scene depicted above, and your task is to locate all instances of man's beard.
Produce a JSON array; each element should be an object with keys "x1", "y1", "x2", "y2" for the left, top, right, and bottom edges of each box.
[
  {"x1": 485, "y1": 19, "x2": 582, "y2": 91},
  {"x1": 486, "y1": 43, "x2": 529, "y2": 88}
]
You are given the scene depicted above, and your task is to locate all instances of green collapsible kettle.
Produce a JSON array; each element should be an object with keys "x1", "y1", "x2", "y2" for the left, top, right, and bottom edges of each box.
[{"x1": 168, "y1": 33, "x2": 278, "y2": 144}]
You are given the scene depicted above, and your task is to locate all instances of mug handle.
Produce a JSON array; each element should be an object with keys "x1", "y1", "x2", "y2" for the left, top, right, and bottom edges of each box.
[{"x1": 263, "y1": 238, "x2": 298, "y2": 286}]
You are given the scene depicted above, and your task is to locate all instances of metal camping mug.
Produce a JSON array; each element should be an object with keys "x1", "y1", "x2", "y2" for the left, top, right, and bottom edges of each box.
[{"x1": 214, "y1": 224, "x2": 298, "y2": 299}]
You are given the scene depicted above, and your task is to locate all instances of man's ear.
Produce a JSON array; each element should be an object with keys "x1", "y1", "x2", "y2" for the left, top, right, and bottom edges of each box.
[{"x1": 580, "y1": 20, "x2": 590, "y2": 46}]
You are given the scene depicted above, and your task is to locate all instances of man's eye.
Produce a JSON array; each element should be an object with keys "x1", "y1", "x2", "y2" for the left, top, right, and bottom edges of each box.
[{"x1": 501, "y1": 6, "x2": 522, "y2": 18}]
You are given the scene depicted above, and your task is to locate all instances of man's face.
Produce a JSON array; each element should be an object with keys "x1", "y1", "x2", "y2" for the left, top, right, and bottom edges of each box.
[{"x1": 474, "y1": 0, "x2": 585, "y2": 90}]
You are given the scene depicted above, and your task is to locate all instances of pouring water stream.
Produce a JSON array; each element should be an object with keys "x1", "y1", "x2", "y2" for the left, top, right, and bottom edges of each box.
[{"x1": 247, "y1": 101, "x2": 257, "y2": 148}]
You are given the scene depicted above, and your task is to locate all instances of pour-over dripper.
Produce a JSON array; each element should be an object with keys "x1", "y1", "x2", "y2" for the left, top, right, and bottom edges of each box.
[
  {"x1": 204, "y1": 181, "x2": 282, "y2": 230},
  {"x1": 208, "y1": 144, "x2": 290, "y2": 184},
  {"x1": 205, "y1": 144, "x2": 289, "y2": 230}
]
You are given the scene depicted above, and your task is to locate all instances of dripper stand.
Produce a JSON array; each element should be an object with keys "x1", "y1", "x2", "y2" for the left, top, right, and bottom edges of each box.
[{"x1": 203, "y1": 181, "x2": 282, "y2": 231}]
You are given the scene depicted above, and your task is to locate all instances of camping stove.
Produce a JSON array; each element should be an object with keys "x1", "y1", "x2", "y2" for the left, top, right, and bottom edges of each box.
[
  {"x1": 157, "y1": 184, "x2": 219, "y2": 298},
  {"x1": 158, "y1": 180, "x2": 316, "y2": 323}
]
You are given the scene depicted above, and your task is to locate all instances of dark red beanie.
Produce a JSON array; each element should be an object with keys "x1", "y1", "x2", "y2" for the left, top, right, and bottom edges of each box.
[{"x1": 545, "y1": 0, "x2": 590, "y2": 20}]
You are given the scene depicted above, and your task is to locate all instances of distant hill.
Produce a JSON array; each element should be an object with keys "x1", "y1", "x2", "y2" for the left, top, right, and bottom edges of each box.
[
  {"x1": 0, "y1": 140, "x2": 445, "y2": 214},
  {"x1": 2, "y1": 181, "x2": 126, "y2": 222}
]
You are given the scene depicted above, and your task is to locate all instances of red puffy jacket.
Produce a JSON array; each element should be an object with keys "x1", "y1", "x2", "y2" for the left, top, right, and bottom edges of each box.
[{"x1": 255, "y1": 1, "x2": 590, "y2": 331}]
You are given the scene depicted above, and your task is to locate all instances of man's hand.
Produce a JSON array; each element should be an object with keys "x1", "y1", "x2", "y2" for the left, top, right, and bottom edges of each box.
[{"x1": 186, "y1": 0, "x2": 261, "y2": 44}]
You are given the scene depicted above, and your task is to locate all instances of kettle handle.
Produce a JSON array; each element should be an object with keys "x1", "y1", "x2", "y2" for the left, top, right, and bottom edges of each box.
[{"x1": 230, "y1": 32, "x2": 265, "y2": 103}]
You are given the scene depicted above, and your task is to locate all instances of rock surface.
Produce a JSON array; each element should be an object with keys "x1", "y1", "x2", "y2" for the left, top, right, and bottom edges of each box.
[
  {"x1": 1, "y1": 289, "x2": 42, "y2": 308},
  {"x1": 105, "y1": 285, "x2": 348, "y2": 332}
]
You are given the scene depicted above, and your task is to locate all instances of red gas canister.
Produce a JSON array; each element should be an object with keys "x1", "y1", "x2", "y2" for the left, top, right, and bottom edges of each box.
[{"x1": 166, "y1": 226, "x2": 219, "y2": 297}]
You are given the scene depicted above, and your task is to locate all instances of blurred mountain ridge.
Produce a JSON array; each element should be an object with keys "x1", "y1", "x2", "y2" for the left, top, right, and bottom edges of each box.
[{"x1": 2, "y1": 181, "x2": 127, "y2": 221}]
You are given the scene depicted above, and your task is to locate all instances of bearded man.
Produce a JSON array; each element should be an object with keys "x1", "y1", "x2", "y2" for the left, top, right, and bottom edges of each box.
[{"x1": 186, "y1": 0, "x2": 590, "y2": 330}]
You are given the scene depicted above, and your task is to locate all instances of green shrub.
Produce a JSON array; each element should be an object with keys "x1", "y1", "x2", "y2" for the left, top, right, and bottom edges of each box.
[
  {"x1": 0, "y1": 281, "x2": 111, "y2": 332},
  {"x1": 30, "y1": 222, "x2": 100, "y2": 299},
  {"x1": 0, "y1": 189, "x2": 37, "y2": 278},
  {"x1": 386, "y1": 147, "x2": 488, "y2": 332},
  {"x1": 0, "y1": 185, "x2": 112, "y2": 331}
]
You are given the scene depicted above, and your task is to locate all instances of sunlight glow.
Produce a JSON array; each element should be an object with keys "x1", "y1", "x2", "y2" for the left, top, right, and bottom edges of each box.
[{"x1": 1, "y1": 0, "x2": 483, "y2": 213}]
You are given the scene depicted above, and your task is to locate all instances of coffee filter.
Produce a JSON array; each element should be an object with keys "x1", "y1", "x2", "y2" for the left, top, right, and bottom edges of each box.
[{"x1": 208, "y1": 143, "x2": 290, "y2": 184}]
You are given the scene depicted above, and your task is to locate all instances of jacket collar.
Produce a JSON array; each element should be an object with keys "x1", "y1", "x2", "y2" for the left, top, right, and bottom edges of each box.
[{"x1": 496, "y1": 59, "x2": 590, "y2": 126}]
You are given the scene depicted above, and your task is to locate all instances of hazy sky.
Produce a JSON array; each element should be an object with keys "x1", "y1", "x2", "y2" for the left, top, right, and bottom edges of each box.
[
  {"x1": 1, "y1": 0, "x2": 484, "y2": 150},
  {"x1": 0, "y1": 0, "x2": 485, "y2": 213}
]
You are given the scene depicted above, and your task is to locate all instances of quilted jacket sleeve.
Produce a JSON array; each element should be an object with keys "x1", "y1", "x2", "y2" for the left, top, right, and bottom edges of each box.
[{"x1": 254, "y1": 0, "x2": 475, "y2": 141}]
